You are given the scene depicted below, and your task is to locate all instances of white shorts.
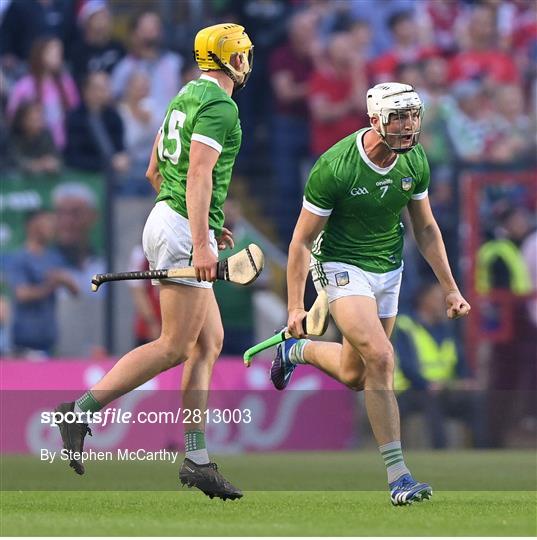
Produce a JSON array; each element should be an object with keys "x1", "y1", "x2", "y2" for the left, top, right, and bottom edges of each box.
[
  {"x1": 310, "y1": 258, "x2": 403, "y2": 318},
  {"x1": 142, "y1": 201, "x2": 217, "y2": 288}
]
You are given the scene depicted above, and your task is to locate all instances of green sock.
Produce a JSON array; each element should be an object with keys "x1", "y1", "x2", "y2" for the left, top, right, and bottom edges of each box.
[
  {"x1": 379, "y1": 441, "x2": 410, "y2": 484},
  {"x1": 185, "y1": 429, "x2": 209, "y2": 464},
  {"x1": 289, "y1": 339, "x2": 311, "y2": 365},
  {"x1": 74, "y1": 391, "x2": 102, "y2": 413}
]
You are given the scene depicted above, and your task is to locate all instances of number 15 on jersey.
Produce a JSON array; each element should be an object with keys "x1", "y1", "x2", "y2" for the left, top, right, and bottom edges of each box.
[{"x1": 158, "y1": 110, "x2": 186, "y2": 165}]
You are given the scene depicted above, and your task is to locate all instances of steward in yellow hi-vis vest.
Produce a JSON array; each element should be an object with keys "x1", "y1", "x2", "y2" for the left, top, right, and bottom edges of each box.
[
  {"x1": 476, "y1": 239, "x2": 532, "y2": 295},
  {"x1": 394, "y1": 314, "x2": 458, "y2": 392},
  {"x1": 393, "y1": 282, "x2": 486, "y2": 448}
]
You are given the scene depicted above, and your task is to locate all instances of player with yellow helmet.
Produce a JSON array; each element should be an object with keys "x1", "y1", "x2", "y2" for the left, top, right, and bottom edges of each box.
[
  {"x1": 194, "y1": 23, "x2": 254, "y2": 91},
  {"x1": 55, "y1": 24, "x2": 254, "y2": 501}
]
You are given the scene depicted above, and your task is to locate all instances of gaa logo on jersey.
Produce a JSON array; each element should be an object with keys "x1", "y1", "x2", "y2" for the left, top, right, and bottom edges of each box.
[
  {"x1": 350, "y1": 187, "x2": 369, "y2": 196},
  {"x1": 401, "y1": 177, "x2": 414, "y2": 191},
  {"x1": 335, "y1": 271, "x2": 350, "y2": 287}
]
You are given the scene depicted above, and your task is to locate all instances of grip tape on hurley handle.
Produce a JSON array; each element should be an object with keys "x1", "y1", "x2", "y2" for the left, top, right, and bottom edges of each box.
[
  {"x1": 243, "y1": 320, "x2": 307, "y2": 367},
  {"x1": 91, "y1": 262, "x2": 229, "y2": 292}
]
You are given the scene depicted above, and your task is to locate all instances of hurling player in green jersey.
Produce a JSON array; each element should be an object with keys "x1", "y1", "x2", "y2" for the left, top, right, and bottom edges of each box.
[
  {"x1": 55, "y1": 24, "x2": 253, "y2": 500},
  {"x1": 271, "y1": 83, "x2": 471, "y2": 506}
]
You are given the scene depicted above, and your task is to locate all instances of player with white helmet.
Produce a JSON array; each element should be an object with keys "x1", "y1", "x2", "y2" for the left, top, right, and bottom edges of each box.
[
  {"x1": 271, "y1": 82, "x2": 471, "y2": 505},
  {"x1": 367, "y1": 82, "x2": 424, "y2": 154}
]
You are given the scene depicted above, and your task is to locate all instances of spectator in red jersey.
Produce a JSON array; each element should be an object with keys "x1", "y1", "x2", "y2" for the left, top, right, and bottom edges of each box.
[
  {"x1": 369, "y1": 10, "x2": 437, "y2": 84},
  {"x1": 498, "y1": 0, "x2": 537, "y2": 53},
  {"x1": 449, "y1": 4, "x2": 520, "y2": 87},
  {"x1": 308, "y1": 33, "x2": 368, "y2": 157},
  {"x1": 128, "y1": 245, "x2": 161, "y2": 346},
  {"x1": 269, "y1": 10, "x2": 320, "y2": 245},
  {"x1": 6, "y1": 37, "x2": 79, "y2": 150}
]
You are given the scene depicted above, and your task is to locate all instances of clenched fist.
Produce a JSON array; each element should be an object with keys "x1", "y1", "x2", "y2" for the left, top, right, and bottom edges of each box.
[{"x1": 445, "y1": 290, "x2": 471, "y2": 319}]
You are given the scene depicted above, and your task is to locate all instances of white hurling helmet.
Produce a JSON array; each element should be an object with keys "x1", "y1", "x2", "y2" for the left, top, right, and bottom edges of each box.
[{"x1": 366, "y1": 82, "x2": 424, "y2": 154}]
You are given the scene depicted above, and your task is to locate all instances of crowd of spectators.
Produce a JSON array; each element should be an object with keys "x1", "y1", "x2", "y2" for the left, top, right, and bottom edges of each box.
[
  {"x1": 0, "y1": 0, "x2": 193, "y2": 355},
  {"x1": 1, "y1": 0, "x2": 535, "y2": 190},
  {"x1": 237, "y1": 0, "x2": 536, "y2": 246},
  {"x1": 0, "y1": 0, "x2": 191, "y2": 186},
  {"x1": 2, "y1": 181, "x2": 105, "y2": 358}
]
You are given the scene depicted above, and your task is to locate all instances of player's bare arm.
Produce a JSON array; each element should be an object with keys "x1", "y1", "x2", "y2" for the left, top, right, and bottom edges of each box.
[
  {"x1": 287, "y1": 208, "x2": 328, "y2": 338},
  {"x1": 186, "y1": 140, "x2": 220, "y2": 283},
  {"x1": 408, "y1": 196, "x2": 471, "y2": 319},
  {"x1": 145, "y1": 131, "x2": 162, "y2": 193}
]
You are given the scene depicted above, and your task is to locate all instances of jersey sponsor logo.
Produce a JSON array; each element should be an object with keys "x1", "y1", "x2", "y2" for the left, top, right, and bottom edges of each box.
[
  {"x1": 376, "y1": 179, "x2": 393, "y2": 186},
  {"x1": 350, "y1": 187, "x2": 369, "y2": 196},
  {"x1": 401, "y1": 177, "x2": 414, "y2": 191},
  {"x1": 335, "y1": 271, "x2": 350, "y2": 287}
]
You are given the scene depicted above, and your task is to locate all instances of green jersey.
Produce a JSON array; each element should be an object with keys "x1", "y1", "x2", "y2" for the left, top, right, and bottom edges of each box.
[
  {"x1": 156, "y1": 74, "x2": 242, "y2": 235},
  {"x1": 305, "y1": 127, "x2": 430, "y2": 273}
]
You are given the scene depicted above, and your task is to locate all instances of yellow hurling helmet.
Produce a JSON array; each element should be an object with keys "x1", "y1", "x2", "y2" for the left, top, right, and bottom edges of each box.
[{"x1": 194, "y1": 23, "x2": 254, "y2": 91}]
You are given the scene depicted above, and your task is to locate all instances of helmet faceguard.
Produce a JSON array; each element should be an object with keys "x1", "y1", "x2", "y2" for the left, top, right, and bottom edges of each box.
[
  {"x1": 367, "y1": 83, "x2": 424, "y2": 154},
  {"x1": 378, "y1": 106, "x2": 423, "y2": 154},
  {"x1": 194, "y1": 23, "x2": 254, "y2": 92},
  {"x1": 209, "y1": 46, "x2": 254, "y2": 92}
]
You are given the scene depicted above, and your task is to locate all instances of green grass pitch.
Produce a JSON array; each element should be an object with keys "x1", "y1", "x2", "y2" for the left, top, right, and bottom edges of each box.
[{"x1": 1, "y1": 451, "x2": 535, "y2": 536}]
